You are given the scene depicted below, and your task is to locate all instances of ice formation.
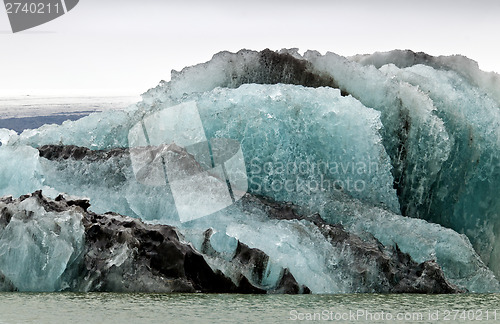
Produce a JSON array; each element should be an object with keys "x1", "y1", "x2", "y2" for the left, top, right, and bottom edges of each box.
[{"x1": 0, "y1": 48, "x2": 499, "y2": 293}]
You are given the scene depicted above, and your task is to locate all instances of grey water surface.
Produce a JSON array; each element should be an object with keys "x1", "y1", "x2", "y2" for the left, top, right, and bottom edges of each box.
[{"x1": 0, "y1": 293, "x2": 499, "y2": 324}]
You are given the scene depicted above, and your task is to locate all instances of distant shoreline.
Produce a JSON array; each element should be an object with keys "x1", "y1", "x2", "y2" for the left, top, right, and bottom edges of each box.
[
  {"x1": 0, "y1": 95, "x2": 140, "y2": 133},
  {"x1": 0, "y1": 95, "x2": 139, "y2": 120}
]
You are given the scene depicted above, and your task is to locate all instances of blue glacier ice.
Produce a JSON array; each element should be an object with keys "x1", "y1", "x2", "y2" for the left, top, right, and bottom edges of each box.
[
  {"x1": 0, "y1": 48, "x2": 499, "y2": 293},
  {"x1": 0, "y1": 193, "x2": 84, "y2": 291}
]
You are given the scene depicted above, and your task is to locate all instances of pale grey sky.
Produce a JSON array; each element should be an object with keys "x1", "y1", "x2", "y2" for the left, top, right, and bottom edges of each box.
[{"x1": 0, "y1": 0, "x2": 499, "y2": 96}]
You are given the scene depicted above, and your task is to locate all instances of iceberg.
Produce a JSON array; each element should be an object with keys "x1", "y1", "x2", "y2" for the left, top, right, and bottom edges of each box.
[{"x1": 0, "y1": 48, "x2": 499, "y2": 293}]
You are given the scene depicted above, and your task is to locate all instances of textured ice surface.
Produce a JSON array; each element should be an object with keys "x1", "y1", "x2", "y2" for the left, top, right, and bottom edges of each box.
[
  {"x1": 304, "y1": 51, "x2": 453, "y2": 220},
  {"x1": 0, "y1": 191, "x2": 461, "y2": 294},
  {"x1": 193, "y1": 85, "x2": 399, "y2": 212},
  {"x1": 350, "y1": 50, "x2": 500, "y2": 105},
  {"x1": 27, "y1": 84, "x2": 399, "y2": 219},
  {"x1": 0, "y1": 194, "x2": 84, "y2": 291},
  {"x1": 376, "y1": 63, "x2": 500, "y2": 277},
  {"x1": 181, "y1": 205, "x2": 351, "y2": 293},
  {"x1": 0, "y1": 49, "x2": 499, "y2": 292},
  {"x1": 315, "y1": 192, "x2": 499, "y2": 292},
  {"x1": 0, "y1": 145, "x2": 45, "y2": 197}
]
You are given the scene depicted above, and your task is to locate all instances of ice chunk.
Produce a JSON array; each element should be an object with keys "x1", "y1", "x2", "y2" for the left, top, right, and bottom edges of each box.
[
  {"x1": 350, "y1": 49, "x2": 500, "y2": 106},
  {"x1": 304, "y1": 50, "x2": 452, "y2": 219},
  {"x1": 0, "y1": 145, "x2": 44, "y2": 197},
  {"x1": 0, "y1": 192, "x2": 84, "y2": 291},
  {"x1": 28, "y1": 84, "x2": 399, "y2": 220},
  {"x1": 316, "y1": 192, "x2": 499, "y2": 293},
  {"x1": 376, "y1": 63, "x2": 500, "y2": 277}
]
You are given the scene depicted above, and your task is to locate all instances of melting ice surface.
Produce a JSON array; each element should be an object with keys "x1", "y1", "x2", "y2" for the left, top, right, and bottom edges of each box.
[{"x1": 1, "y1": 49, "x2": 500, "y2": 293}]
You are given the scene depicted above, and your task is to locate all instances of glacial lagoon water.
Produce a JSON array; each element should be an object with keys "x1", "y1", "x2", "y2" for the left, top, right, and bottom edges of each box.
[{"x1": 0, "y1": 293, "x2": 499, "y2": 324}]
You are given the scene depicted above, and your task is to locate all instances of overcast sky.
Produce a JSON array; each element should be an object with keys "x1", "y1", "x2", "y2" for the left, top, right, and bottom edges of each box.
[{"x1": 0, "y1": 0, "x2": 499, "y2": 96}]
